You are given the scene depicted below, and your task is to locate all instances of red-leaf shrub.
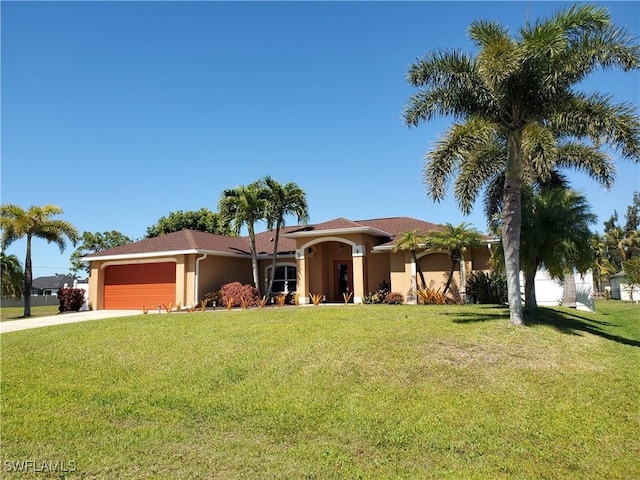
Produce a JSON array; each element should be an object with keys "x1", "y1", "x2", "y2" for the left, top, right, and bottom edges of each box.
[
  {"x1": 384, "y1": 292, "x2": 405, "y2": 305},
  {"x1": 220, "y1": 282, "x2": 258, "y2": 307},
  {"x1": 58, "y1": 287, "x2": 85, "y2": 312}
]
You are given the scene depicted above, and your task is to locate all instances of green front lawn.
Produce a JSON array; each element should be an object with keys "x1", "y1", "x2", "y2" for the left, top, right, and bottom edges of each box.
[
  {"x1": 0, "y1": 305, "x2": 60, "y2": 322},
  {"x1": 1, "y1": 302, "x2": 638, "y2": 479}
]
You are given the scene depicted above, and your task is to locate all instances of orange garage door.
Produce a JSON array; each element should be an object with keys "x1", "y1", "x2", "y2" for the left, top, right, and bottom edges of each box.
[{"x1": 104, "y1": 263, "x2": 176, "y2": 310}]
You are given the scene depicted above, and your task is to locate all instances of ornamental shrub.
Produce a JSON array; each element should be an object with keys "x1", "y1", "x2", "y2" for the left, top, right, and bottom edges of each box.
[
  {"x1": 57, "y1": 287, "x2": 85, "y2": 312},
  {"x1": 202, "y1": 290, "x2": 222, "y2": 307},
  {"x1": 384, "y1": 292, "x2": 405, "y2": 304},
  {"x1": 220, "y1": 282, "x2": 258, "y2": 308},
  {"x1": 466, "y1": 271, "x2": 508, "y2": 305}
]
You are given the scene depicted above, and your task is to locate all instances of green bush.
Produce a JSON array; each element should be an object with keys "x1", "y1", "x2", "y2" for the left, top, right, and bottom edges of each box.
[
  {"x1": 202, "y1": 290, "x2": 222, "y2": 307},
  {"x1": 466, "y1": 271, "x2": 508, "y2": 305}
]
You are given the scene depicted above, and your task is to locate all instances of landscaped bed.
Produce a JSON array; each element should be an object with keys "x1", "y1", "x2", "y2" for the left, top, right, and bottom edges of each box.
[{"x1": 1, "y1": 301, "x2": 638, "y2": 479}]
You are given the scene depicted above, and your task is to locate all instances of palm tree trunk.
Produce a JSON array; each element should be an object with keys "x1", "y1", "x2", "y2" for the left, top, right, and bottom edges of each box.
[
  {"x1": 248, "y1": 225, "x2": 261, "y2": 297},
  {"x1": 459, "y1": 253, "x2": 468, "y2": 303},
  {"x1": 24, "y1": 235, "x2": 32, "y2": 317},
  {"x1": 266, "y1": 224, "x2": 282, "y2": 296},
  {"x1": 503, "y1": 131, "x2": 525, "y2": 325},
  {"x1": 442, "y1": 264, "x2": 455, "y2": 296},
  {"x1": 524, "y1": 269, "x2": 537, "y2": 311},
  {"x1": 563, "y1": 271, "x2": 577, "y2": 308},
  {"x1": 412, "y1": 251, "x2": 427, "y2": 289}
]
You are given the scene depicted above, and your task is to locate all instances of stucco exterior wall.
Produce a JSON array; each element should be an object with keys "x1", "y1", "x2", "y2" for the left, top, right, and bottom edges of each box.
[
  {"x1": 196, "y1": 255, "x2": 253, "y2": 301},
  {"x1": 471, "y1": 246, "x2": 491, "y2": 271},
  {"x1": 367, "y1": 251, "x2": 391, "y2": 294},
  {"x1": 419, "y1": 251, "x2": 456, "y2": 292}
]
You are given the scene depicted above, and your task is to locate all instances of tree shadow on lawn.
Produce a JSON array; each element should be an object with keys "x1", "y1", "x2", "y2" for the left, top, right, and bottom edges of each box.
[{"x1": 451, "y1": 305, "x2": 639, "y2": 348}]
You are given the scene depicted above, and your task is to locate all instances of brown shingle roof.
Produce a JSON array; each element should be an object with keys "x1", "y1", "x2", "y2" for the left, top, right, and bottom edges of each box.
[
  {"x1": 84, "y1": 229, "x2": 252, "y2": 259},
  {"x1": 84, "y1": 217, "x2": 487, "y2": 260}
]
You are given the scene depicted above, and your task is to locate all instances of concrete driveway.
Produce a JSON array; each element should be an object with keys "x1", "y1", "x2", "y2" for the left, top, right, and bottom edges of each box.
[{"x1": 0, "y1": 310, "x2": 144, "y2": 334}]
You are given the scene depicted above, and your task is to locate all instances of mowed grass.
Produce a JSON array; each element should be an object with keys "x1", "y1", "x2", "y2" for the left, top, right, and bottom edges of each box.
[
  {"x1": 1, "y1": 305, "x2": 60, "y2": 322},
  {"x1": 1, "y1": 302, "x2": 638, "y2": 479}
]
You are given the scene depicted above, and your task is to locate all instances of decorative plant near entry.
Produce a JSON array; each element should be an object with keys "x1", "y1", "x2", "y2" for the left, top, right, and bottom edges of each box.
[
  {"x1": 225, "y1": 297, "x2": 234, "y2": 310},
  {"x1": 276, "y1": 293, "x2": 287, "y2": 307},
  {"x1": 310, "y1": 293, "x2": 324, "y2": 306},
  {"x1": 416, "y1": 287, "x2": 446, "y2": 305},
  {"x1": 257, "y1": 296, "x2": 268, "y2": 309},
  {"x1": 162, "y1": 303, "x2": 173, "y2": 313},
  {"x1": 199, "y1": 299, "x2": 207, "y2": 312},
  {"x1": 292, "y1": 293, "x2": 300, "y2": 306},
  {"x1": 343, "y1": 292, "x2": 353, "y2": 304}
]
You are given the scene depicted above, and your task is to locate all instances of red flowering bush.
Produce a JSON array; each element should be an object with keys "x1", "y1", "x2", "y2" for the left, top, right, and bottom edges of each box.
[
  {"x1": 220, "y1": 282, "x2": 258, "y2": 307},
  {"x1": 58, "y1": 287, "x2": 85, "y2": 312}
]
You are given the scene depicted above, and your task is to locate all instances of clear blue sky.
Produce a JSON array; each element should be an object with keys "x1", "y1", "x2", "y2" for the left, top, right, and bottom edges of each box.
[{"x1": 2, "y1": 1, "x2": 639, "y2": 279}]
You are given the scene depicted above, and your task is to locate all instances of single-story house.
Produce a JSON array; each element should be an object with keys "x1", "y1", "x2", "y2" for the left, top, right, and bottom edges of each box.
[
  {"x1": 609, "y1": 271, "x2": 636, "y2": 301},
  {"x1": 31, "y1": 275, "x2": 78, "y2": 296},
  {"x1": 84, "y1": 216, "x2": 494, "y2": 310}
]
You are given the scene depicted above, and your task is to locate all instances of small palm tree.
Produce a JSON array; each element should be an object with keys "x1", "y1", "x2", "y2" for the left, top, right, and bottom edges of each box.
[
  {"x1": 590, "y1": 233, "x2": 615, "y2": 293},
  {"x1": 423, "y1": 223, "x2": 485, "y2": 302},
  {"x1": 218, "y1": 182, "x2": 266, "y2": 296},
  {"x1": 520, "y1": 187, "x2": 595, "y2": 310},
  {"x1": 404, "y1": 4, "x2": 640, "y2": 324},
  {"x1": 263, "y1": 176, "x2": 309, "y2": 297},
  {"x1": 0, "y1": 204, "x2": 79, "y2": 317},
  {"x1": 1, "y1": 252, "x2": 24, "y2": 298},
  {"x1": 393, "y1": 230, "x2": 427, "y2": 290}
]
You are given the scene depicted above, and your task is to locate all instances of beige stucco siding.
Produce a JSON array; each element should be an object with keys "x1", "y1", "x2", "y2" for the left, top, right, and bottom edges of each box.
[
  {"x1": 419, "y1": 252, "x2": 456, "y2": 292},
  {"x1": 366, "y1": 251, "x2": 389, "y2": 294},
  {"x1": 470, "y1": 246, "x2": 492, "y2": 272},
  {"x1": 196, "y1": 255, "x2": 253, "y2": 301}
]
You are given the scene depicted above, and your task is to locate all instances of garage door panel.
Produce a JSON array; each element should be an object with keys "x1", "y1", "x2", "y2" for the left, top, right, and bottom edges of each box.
[{"x1": 104, "y1": 263, "x2": 176, "y2": 310}]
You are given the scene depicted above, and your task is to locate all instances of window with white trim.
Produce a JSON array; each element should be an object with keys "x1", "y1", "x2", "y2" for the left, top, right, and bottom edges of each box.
[{"x1": 270, "y1": 265, "x2": 297, "y2": 293}]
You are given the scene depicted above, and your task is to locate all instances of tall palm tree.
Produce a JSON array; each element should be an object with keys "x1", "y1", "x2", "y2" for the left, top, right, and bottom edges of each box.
[
  {"x1": 423, "y1": 222, "x2": 485, "y2": 302},
  {"x1": 404, "y1": 4, "x2": 640, "y2": 324},
  {"x1": 0, "y1": 204, "x2": 79, "y2": 317},
  {"x1": 218, "y1": 182, "x2": 266, "y2": 296},
  {"x1": 393, "y1": 230, "x2": 428, "y2": 290},
  {"x1": 1, "y1": 252, "x2": 24, "y2": 298},
  {"x1": 263, "y1": 176, "x2": 309, "y2": 297}
]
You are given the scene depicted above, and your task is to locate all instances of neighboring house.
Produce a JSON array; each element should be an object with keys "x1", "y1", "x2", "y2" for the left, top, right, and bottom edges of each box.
[
  {"x1": 31, "y1": 275, "x2": 77, "y2": 296},
  {"x1": 522, "y1": 269, "x2": 595, "y2": 312},
  {"x1": 84, "y1": 216, "x2": 494, "y2": 310},
  {"x1": 0, "y1": 275, "x2": 90, "y2": 309},
  {"x1": 610, "y1": 271, "x2": 635, "y2": 301}
]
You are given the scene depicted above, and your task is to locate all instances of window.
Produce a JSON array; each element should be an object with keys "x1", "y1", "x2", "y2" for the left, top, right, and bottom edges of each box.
[{"x1": 270, "y1": 265, "x2": 297, "y2": 293}]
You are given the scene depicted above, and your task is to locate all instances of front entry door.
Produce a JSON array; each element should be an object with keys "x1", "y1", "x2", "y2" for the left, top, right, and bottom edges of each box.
[{"x1": 334, "y1": 260, "x2": 354, "y2": 302}]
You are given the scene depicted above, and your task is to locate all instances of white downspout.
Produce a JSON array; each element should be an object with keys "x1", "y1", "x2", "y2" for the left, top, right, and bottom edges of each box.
[{"x1": 195, "y1": 253, "x2": 208, "y2": 305}]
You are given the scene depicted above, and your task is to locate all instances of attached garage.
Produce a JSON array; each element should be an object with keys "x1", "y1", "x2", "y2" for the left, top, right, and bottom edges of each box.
[{"x1": 104, "y1": 262, "x2": 176, "y2": 310}]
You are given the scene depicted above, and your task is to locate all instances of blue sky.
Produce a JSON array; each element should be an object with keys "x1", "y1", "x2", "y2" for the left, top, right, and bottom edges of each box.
[{"x1": 2, "y1": 1, "x2": 639, "y2": 279}]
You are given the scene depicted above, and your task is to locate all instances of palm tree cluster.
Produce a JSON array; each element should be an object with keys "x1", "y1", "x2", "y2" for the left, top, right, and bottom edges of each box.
[
  {"x1": 218, "y1": 176, "x2": 309, "y2": 297},
  {"x1": 404, "y1": 4, "x2": 640, "y2": 324},
  {"x1": 394, "y1": 222, "x2": 485, "y2": 303}
]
